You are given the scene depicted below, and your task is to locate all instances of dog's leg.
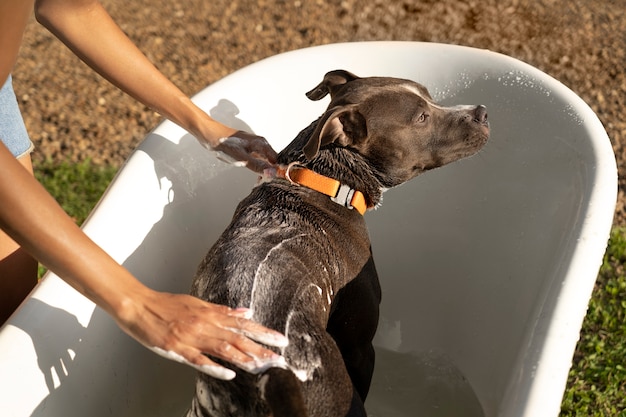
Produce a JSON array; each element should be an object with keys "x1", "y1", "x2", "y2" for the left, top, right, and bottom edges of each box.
[
  {"x1": 262, "y1": 368, "x2": 307, "y2": 417},
  {"x1": 262, "y1": 366, "x2": 367, "y2": 417},
  {"x1": 275, "y1": 304, "x2": 367, "y2": 417},
  {"x1": 187, "y1": 372, "x2": 263, "y2": 416},
  {"x1": 327, "y1": 254, "x2": 381, "y2": 401}
]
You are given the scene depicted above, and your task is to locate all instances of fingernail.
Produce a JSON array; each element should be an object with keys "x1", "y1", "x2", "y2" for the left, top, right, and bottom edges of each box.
[{"x1": 263, "y1": 167, "x2": 277, "y2": 178}]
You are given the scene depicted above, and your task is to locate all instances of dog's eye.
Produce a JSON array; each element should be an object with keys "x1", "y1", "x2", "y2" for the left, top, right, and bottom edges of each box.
[{"x1": 416, "y1": 112, "x2": 429, "y2": 123}]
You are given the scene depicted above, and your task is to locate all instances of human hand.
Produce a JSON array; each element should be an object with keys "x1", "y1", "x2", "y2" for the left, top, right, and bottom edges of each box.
[
  {"x1": 211, "y1": 130, "x2": 278, "y2": 174},
  {"x1": 117, "y1": 289, "x2": 289, "y2": 380}
]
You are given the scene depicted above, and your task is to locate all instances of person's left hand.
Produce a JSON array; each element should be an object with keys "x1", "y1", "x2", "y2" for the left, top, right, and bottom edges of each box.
[
  {"x1": 117, "y1": 288, "x2": 289, "y2": 380},
  {"x1": 211, "y1": 130, "x2": 278, "y2": 175}
]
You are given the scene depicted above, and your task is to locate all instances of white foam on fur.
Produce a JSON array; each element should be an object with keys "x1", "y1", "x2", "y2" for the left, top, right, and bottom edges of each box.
[{"x1": 150, "y1": 347, "x2": 236, "y2": 380}]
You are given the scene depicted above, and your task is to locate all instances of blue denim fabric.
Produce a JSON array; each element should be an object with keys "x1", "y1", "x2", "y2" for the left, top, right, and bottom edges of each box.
[{"x1": 0, "y1": 75, "x2": 33, "y2": 158}]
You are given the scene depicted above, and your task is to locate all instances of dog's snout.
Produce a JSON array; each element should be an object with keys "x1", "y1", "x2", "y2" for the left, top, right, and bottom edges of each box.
[{"x1": 473, "y1": 105, "x2": 488, "y2": 124}]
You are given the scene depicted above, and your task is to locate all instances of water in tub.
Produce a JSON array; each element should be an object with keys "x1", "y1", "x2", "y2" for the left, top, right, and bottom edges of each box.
[{"x1": 365, "y1": 348, "x2": 484, "y2": 417}]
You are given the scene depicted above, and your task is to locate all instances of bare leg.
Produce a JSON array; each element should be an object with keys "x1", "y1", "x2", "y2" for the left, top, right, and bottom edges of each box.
[{"x1": 0, "y1": 153, "x2": 39, "y2": 324}]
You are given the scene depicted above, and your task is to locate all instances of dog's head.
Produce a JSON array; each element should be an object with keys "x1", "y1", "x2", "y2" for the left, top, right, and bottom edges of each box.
[{"x1": 301, "y1": 70, "x2": 489, "y2": 188}]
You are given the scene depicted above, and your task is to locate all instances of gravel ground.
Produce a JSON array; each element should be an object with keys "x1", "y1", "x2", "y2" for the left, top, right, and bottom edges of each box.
[{"x1": 13, "y1": 0, "x2": 626, "y2": 224}]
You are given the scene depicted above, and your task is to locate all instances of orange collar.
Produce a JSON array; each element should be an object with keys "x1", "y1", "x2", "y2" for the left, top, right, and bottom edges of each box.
[{"x1": 275, "y1": 163, "x2": 368, "y2": 215}]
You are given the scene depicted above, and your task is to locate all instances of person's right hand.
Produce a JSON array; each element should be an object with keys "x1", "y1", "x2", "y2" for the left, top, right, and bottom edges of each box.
[
  {"x1": 115, "y1": 288, "x2": 289, "y2": 380},
  {"x1": 207, "y1": 130, "x2": 279, "y2": 175}
]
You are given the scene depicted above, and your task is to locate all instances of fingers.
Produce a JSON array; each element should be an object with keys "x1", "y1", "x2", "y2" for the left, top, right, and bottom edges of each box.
[
  {"x1": 149, "y1": 345, "x2": 237, "y2": 380},
  {"x1": 213, "y1": 131, "x2": 278, "y2": 174},
  {"x1": 224, "y1": 311, "x2": 289, "y2": 348},
  {"x1": 199, "y1": 325, "x2": 288, "y2": 375},
  {"x1": 202, "y1": 307, "x2": 289, "y2": 372},
  {"x1": 126, "y1": 292, "x2": 290, "y2": 380},
  {"x1": 168, "y1": 313, "x2": 288, "y2": 378},
  {"x1": 233, "y1": 130, "x2": 278, "y2": 164},
  {"x1": 150, "y1": 328, "x2": 288, "y2": 380}
]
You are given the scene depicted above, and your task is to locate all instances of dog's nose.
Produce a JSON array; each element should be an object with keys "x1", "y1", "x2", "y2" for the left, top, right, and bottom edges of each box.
[{"x1": 473, "y1": 105, "x2": 488, "y2": 124}]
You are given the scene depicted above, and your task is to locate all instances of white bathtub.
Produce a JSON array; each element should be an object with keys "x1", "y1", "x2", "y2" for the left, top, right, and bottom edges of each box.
[{"x1": 0, "y1": 42, "x2": 616, "y2": 417}]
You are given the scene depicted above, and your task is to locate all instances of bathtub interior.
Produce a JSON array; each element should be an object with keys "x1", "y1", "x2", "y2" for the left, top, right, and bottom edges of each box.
[{"x1": 0, "y1": 42, "x2": 615, "y2": 417}]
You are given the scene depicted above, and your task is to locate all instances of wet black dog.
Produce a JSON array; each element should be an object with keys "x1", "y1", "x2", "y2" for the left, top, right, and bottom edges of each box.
[{"x1": 187, "y1": 70, "x2": 489, "y2": 417}]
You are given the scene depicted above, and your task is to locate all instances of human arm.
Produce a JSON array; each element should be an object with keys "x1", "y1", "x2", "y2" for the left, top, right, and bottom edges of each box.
[
  {"x1": 0, "y1": 143, "x2": 287, "y2": 379},
  {"x1": 33, "y1": 0, "x2": 277, "y2": 173},
  {"x1": 0, "y1": 0, "x2": 35, "y2": 84}
]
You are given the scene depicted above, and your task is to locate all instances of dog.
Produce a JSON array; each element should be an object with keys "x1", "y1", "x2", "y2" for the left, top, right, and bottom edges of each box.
[{"x1": 186, "y1": 69, "x2": 489, "y2": 417}]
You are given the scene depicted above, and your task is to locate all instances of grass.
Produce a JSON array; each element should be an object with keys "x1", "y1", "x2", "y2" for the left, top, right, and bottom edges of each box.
[
  {"x1": 560, "y1": 228, "x2": 626, "y2": 416},
  {"x1": 33, "y1": 160, "x2": 626, "y2": 414},
  {"x1": 34, "y1": 159, "x2": 118, "y2": 277},
  {"x1": 34, "y1": 159, "x2": 118, "y2": 226}
]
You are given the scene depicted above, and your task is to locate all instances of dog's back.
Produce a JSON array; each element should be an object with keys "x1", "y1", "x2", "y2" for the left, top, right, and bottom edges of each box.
[{"x1": 188, "y1": 159, "x2": 373, "y2": 417}]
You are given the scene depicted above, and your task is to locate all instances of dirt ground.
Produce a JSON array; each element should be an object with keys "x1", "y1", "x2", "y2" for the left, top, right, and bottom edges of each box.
[{"x1": 12, "y1": 0, "x2": 626, "y2": 224}]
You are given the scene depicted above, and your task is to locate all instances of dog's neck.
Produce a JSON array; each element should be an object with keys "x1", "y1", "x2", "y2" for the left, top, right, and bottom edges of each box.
[{"x1": 276, "y1": 119, "x2": 385, "y2": 210}]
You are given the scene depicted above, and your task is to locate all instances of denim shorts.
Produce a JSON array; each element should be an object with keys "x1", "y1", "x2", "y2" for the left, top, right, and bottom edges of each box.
[{"x1": 0, "y1": 75, "x2": 34, "y2": 158}]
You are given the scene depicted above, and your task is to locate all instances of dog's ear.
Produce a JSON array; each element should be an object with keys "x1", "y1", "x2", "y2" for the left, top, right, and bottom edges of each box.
[
  {"x1": 305, "y1": 70, "x2": 360, "y2": 101},
  {"x1": 303, "y1": 105, "x2": 367, "y2": 160}
]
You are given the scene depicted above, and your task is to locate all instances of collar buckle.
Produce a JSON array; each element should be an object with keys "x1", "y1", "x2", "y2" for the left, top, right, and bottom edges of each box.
[{"x1": 332, "y1": 184, "x2": 356, "y2": 210}]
